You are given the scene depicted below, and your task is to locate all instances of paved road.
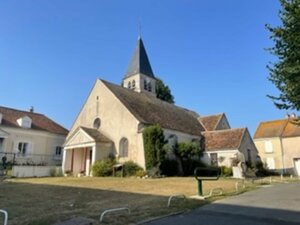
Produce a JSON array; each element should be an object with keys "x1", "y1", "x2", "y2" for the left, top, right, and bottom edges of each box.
[{"x1": 144, "y1": 182, "x2": 300, "y2": 225}]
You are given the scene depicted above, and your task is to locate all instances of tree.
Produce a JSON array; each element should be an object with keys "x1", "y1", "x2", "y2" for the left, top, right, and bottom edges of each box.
[
  {"x1": 156, "y1": 78, "x2": 175, "y2": 104},
  {"x1": 143, "y1": 124, "x2": 166, "y2": 171},
  {"x1": 266, "y1": 0, "x2": 300, "y2": 110},
  {"x1": 173, "y1": 141, "x2": 203, "y2": 176}
]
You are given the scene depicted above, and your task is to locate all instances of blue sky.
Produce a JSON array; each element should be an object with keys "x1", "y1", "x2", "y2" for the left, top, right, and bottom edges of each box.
[{"x1": 0, "y1": 0, "x2": 288, "y2": 135}]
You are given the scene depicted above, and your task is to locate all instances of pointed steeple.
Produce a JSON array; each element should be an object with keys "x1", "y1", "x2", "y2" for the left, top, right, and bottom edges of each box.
[{"x1": 124, "y1": 37, "x2": 155, "y2": 78}]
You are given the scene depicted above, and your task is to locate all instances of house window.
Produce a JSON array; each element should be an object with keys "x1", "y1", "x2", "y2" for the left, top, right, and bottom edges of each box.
[
  {"x1": 119, "y1": 138, "x2": 128, "y2": 158},
  {"x1": 210, "y1": 153, "x2": 218, "y2": 166},
  {"x1": 55, "y1": 146, "x2": 62, "y2": 156},
  {"x1": 0, "y1": 138, "x2": 4, "y2": 152},
  {"x1": 128, "y1": 81, "x2": 131, "y2": 89},
  {"x1": 265, "y1": 141, "x2": 273, "y2": 153},
  {"x1": 132, "y1": 80, "x2": 136, "y2": 88},
  {"x1": 18, "y1": 142, "x2": 28, "y2": 155},
  {"x1": 144, "y1": 80, "x2": 147, "y2": 90},
  {"x1": 266, "y1": 157, "x2": 275, "y2": 169},
  {"x1": 93, "y1": 118, "x2": 101, "y2": 129}
]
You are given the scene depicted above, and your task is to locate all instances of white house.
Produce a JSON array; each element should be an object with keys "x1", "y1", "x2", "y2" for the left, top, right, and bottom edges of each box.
[
  {"x1": 199, "y1": 114, "x2": 258, "y2": 168},
  {"x1": 0, "y1": 106, "x2": 68, "y2": 167}
]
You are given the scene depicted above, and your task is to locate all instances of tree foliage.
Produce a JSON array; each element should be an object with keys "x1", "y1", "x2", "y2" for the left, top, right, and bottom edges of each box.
[
  {"x1": 173, "y1": 141, "x2": 204, "y2": 176},
  {"x1": 156, "y1": 78, "x2": 175, "y2": 104},
  {"x1": 143, "y1": 124, "x2": 166, "y2": 170},
  {"x1": 266, "y1": 0, "x2": 300, "y2": 110}
]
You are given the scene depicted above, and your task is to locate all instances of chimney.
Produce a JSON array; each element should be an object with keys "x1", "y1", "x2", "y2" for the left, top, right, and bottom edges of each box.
[{"x1": 29, "y1": 106, "x2": 34, "y2": 113}]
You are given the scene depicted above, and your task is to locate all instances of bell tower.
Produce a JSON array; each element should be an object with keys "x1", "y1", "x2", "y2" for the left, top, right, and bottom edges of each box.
[{"x1": 122, "y1": 37, "x2": 156, "y2": 97}]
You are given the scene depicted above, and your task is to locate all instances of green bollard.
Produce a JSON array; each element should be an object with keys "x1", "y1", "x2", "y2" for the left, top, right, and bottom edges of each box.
[{"x1": 197, "y1": 179, "x2": 203, "y2": 196}]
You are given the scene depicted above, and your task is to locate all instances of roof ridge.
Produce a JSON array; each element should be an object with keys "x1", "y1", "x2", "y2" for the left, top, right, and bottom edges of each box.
[
  {"x1": 0, "y1": 105, "x2": 44, "y2": 116},
  {"x1": 199, "y1": 113, "x2": 224, "y2": 119},
  {"x1": 203, "y1": 127, "x2": 246, "y2": 134}
]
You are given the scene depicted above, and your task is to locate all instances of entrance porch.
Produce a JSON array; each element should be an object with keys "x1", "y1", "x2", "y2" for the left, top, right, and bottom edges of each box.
[{"x1": 63, "y1": 127, "x2": 113, "y2": 176}]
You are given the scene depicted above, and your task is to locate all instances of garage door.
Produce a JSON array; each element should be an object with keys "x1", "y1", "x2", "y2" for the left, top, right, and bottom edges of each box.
[{"x1": 294, "y1": 158, "x2": 300, "y2": 176}]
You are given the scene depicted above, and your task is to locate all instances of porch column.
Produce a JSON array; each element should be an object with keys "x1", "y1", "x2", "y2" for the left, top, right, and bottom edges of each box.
[
  {"x1": 62, "y1": 148, "x2": 67, "y2": 174},
  {"x1": 92, "y1": 145, "x2": 96, "y2": 165}
]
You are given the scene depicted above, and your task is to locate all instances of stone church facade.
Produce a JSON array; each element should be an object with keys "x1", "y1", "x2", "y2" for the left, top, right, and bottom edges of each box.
[{"x1": 63, "y1": 37, "x2": 204, "y2": 176}]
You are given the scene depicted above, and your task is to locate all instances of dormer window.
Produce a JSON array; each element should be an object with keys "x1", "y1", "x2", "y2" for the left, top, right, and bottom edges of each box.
[{"x1": 17, "y1": 116, "x2": 32, "y2": 129}]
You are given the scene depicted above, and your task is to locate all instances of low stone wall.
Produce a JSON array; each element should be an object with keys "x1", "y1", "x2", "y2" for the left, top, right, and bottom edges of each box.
[{"x1": 12, "y1": 166, "x2": 62, "y2": 178}]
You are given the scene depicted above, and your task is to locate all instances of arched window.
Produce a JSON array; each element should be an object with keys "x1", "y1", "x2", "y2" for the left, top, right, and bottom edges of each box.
[
  {"x1": 132, "y1": 80, "x2": 136, "y2": 88},
  {"x1": 128, "y1": 81, "x2": 131, "y2": 89},
  {"x1": 93, "y1": 118, "x2": 101, "y2": 129},
  {"x1": 119, "y1": 138, "x2": 128, "y2": 158}
]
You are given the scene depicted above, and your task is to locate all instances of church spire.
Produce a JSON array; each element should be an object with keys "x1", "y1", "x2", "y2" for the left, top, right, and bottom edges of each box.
[
  {"x1": 124, "y1": 37, "x2": 155, "y2": 79},
  {"x1": 122, "y1": 37, "x2": 157, "y2": 97}
]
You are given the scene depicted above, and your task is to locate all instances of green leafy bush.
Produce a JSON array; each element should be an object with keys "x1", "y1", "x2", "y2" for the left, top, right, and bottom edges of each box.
[
  {"x1": 92, "y1": 158, "x2": 115, "y2": 177},
  {"x1": 220, "y1": 166, "x2": 232, "y2": 177},
  {"x1": 143, "y1": 124, "x2": 166, "y2": 171},
  {"x1": 160, "y1": 159, "x2": 179, "y2": 176},
  {"x1": 123, "y1": 161, "x2": 143, "y2": 177}
]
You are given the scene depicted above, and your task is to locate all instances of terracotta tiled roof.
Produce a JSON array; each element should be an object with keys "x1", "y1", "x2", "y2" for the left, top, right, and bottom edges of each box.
[
  {"x1": 198, "y1": 113, "x2": 223, "y2": 131},
  {"x1": 102, "y1": 79, "x2": 205, "y2": 136},
  {"x1": 203, "y1": 128, "x2": 246, "y2": 151},
  {"x1": 282, "y1": 121, "x2": 300, "y2": 137},
  {"x1": 254, "y1": 119, "x2": 288, "y2": 139},
  {"x1": 254, "y1": 118, "x2": 300, "y2": 138},
  {"x1": 80, "y1": 127, "x2": 112, "y2": 143},
  {"x1": 0, "y1": 106, "x2": 68, "y2": 135}
]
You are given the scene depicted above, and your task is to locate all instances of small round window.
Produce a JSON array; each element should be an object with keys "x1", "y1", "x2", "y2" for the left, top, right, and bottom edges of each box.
[{"x1": 93, "y1": 118, "x2": 101, "y2": 129}]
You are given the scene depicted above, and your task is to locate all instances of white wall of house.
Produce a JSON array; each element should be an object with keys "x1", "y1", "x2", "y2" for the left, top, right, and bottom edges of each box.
[
  {"x1": 202, "y1": 149, "x2": 240, "y2": 167},
  {"x1": 0, "y1": 126, "x2": 66, "y2": 165},
  {"x1": 239, "y1": 130, "x2": 258, "y2": 166}
]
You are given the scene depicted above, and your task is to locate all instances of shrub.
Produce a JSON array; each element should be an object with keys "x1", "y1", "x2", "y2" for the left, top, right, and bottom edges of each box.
[
  {"x1": 160, "y1": 159, "x2": 179, "y2": 176},
  {"x1": 123, "y1": 161, "x2": 143, "y2": 177},
  {"x1": 92, "y1": 158, "x2": 115, "y2": 177},
  {"x1": 136, "y1": 169, "x2": 146, "y2": 178},
  {"x1": 220, "y1": 166, "x2": 232, "y2": 177}
]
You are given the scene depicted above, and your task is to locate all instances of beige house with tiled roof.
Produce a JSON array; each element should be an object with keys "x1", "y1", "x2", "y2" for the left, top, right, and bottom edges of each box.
[
  {"x1": 254, "y1": 117, "x2": 300, "y2": 176},
  {"x1": 0, "y1": 106, "x2": 68, "y2": 166},
  {"x1": 63, "y1": 37, "x2": 204, "y2": 175}
]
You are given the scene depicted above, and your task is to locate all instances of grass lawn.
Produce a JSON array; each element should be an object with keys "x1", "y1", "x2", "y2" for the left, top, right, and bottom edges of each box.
[{"x1": 0, "y1": 177, "x2": 258, "y2": 225}]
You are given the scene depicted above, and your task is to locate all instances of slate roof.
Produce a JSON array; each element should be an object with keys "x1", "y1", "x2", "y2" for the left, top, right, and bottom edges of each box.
[
  {"x1": 80, "y1": 127, "x2": 112, "y2": 143},
  {"x1": 203, "y1": 128, "x2": 246, "y2": 151},
  {"x1": 124, "y1": 37, "x2": 155, "y2": 79},
  {"x1": 254, "y1": 119, "x2": 300, "y2": 139},
  {"x1": 198, "y1": 113, "x2": 224, "y2": 131},
  {"x1": 0, "y1": 106, "x2": 68, "y2": 135},
  {"x1": 102, "y1": 79, "x2": 205, "y2": 136}
]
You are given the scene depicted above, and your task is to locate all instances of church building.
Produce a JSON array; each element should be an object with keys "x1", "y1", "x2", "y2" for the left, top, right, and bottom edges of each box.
[{"x1": 63, "y1": 37, "x2": 205, "y2": 176}]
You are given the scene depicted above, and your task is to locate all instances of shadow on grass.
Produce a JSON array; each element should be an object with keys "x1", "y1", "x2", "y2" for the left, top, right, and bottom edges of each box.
[{"x1": 0, "y1": 181, "x2": 204, "y2": 225}]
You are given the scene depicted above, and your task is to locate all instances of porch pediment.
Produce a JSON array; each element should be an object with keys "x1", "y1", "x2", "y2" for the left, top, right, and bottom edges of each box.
[{"x1": 64, "y1": 126, "x2": 112, "y2": 149}]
